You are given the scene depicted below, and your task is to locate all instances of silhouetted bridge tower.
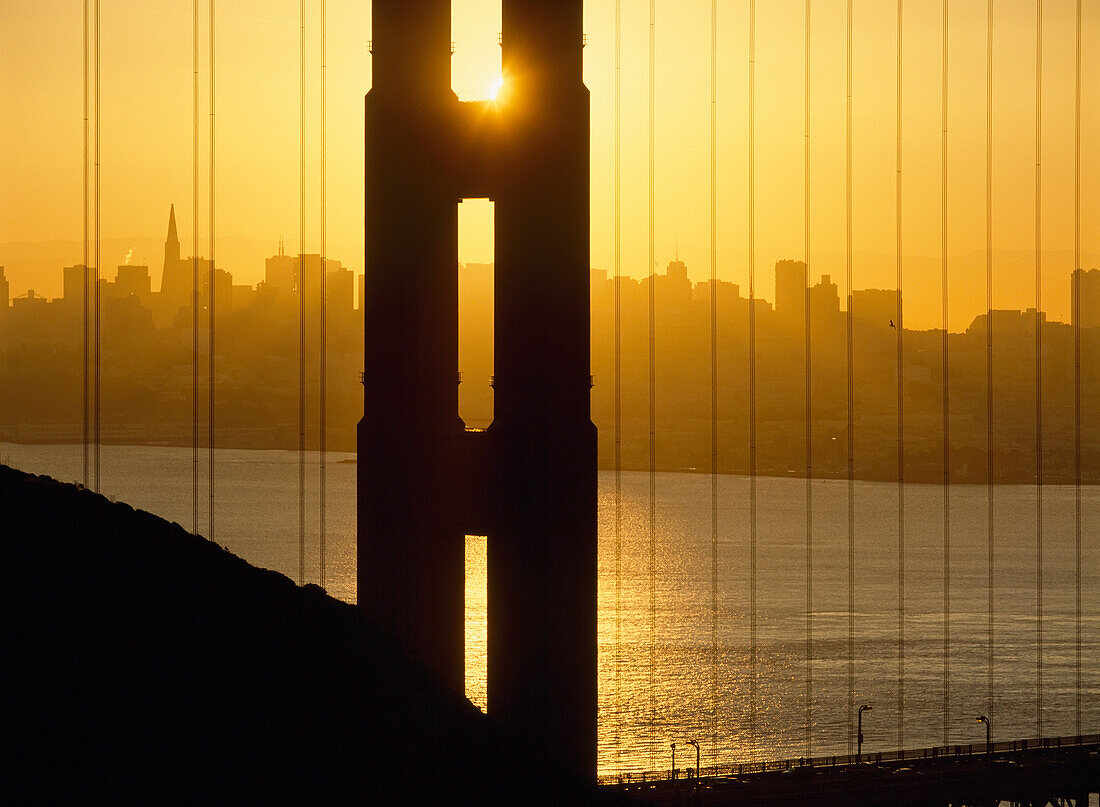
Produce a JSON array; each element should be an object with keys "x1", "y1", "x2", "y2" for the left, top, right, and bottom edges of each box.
[{"x1": 358, "y1": 0, "x2": 596, "y2": 777}]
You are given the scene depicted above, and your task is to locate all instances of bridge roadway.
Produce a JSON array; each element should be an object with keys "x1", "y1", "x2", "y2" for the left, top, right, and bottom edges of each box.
[{"x1": 600, "y1": 734, "x2": 1099, "y2": 806}]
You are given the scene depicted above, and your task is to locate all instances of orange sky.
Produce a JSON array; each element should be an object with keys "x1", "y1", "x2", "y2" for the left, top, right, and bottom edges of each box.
[{"x1": 1, "y1": 0, "x2": 1097, "y2": 329}]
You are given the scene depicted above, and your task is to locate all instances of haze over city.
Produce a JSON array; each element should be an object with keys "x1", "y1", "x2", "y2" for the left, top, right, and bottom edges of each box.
[{"x1": 4, "y1": 0, "x2": 1099, "y2": 329}]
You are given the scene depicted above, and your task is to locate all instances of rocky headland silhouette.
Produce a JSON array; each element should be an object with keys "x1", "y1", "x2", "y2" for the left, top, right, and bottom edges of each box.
[{"x1": 3, "y1": 464, "x2": 625, "y2": 805}]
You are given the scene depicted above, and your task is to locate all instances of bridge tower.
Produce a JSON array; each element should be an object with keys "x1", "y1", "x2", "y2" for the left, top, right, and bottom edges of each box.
[{"x1": 358, "y1": 0, "x2": 596, "y2": 776}]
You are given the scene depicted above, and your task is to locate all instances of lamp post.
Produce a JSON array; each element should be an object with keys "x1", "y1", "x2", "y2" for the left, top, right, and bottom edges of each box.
[
  {"x1": 687, "y1": 739, "x2": 700, "y2": 778},
  {"x1": 670, "y1": 743, "x2": 676, "y2": 780},
  {"x1": 976, "y1": 715, "x2": 991, "y2": 754},
  {"x1": 857, "y1": 705, "x2": 872, "y2": 761}
]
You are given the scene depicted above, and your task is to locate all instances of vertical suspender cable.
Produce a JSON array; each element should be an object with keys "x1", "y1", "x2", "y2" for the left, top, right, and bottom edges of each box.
[
  {"x1": 1033, "y1": 0, "x2": 1043, "y2": 737},
  {"x1": 845, "y1": 0, "x2": 855, "y2": 756},
  {"x1": 804, "y1": 0, "x2": 814, "y2": 761},
  {"x1": 319, "y1": 0, "x2": 328, "y2": 589},
  {"x1": 1073, "y1": 0, "x2": 1082, "y2": 737},
  {"x1": 298, "y1": 0, "x2": 307, "y2": 586},
  {"x1": 985, "y1": 0, "x2": 995, "y2": 729},
  {"x1": 192, "y1": 0, "x2": 199, "y2": 533},
  {"x1": 647, "y1": 0, "x2": 657, "y2": 769},
  {"x1": 940, "y1": 0, "x2": 951, "y2": 747},
  {"x1": 209, "y1": 0, "x2": 215, "y2": 540},
  {"x1": 93, "y1": 0, "x2": 100, "y2": 493},
  {"x1": 612, "y1": 0, "x2": 622, "y2": 770},
  {"x1": 709, "y1": 0, "x2": 719, "y2": 765},
  {"x1": 895, "y1": 0, "x2": 906, "y2": 752},
  {"x1": 82, "y1": 0, "x2": 89, "y2": 489},
  {"x1": 747, "y1": 0, "x2": 758, "y2": 765}
]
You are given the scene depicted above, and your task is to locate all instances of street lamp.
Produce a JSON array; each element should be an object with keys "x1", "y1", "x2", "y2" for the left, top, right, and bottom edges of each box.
[
  {"x1": 857, "y1": 705, "x2": 872, "y2": 761},
  {"x1": 670, "y1": 743, "x2": 676, "y2": 780},
  {"x1": 687, "y1": 739, "x2": 700, "y2": 778},
  {"x1": 975, "y1": 715, "x2": 991, "y2": 753}
]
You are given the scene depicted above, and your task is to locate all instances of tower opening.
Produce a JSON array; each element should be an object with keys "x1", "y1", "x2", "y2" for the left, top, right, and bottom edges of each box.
[
  {"x1": 465, "y1": 533, "x2": 488, "y2": 711},
  {"x1": 451, "y1": 0, "x2": 502, "y2": 101},
  {"x1": 459, "y1": 198, "x2": 494, "y2": 429}
]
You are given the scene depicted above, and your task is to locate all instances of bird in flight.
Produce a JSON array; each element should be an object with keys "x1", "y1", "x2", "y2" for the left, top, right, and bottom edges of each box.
[{"x1": 889, "y1": 320, "x2": 895, "y2": 328}]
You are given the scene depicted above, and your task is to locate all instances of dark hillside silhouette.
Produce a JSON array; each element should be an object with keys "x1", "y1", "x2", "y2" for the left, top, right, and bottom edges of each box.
[{"x1": 2, "y1": 465, "x2": 626, "y2": 805}]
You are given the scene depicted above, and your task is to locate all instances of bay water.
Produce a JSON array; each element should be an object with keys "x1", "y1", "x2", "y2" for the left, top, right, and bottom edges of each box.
[{"x1": 3, "y1": 442, "x2": 1096, "y2": 776}]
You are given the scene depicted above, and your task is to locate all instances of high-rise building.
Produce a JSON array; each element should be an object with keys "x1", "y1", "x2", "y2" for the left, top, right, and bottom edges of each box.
[
  {"x1": 0, "y1": 266, "x2": 8, "y2": 313},
  {"x1": 265, "y1": 251, "x2": 342, "y2": 309},
  {"x1": 774, "y1": 259, "x2": 807, "y2": 322},
  {"x1": 810, "y1": 273, "x2": 840, "y2": 325},
  {"x1": 652, "y1": 259, "x2": 693, "y2": 323},
  {"x1": 112, "y1": 265, "x2": 151, "y2": 302},
  {"x1": 202, "y1": 267, "x2": 233, "y2": 311},
  {"x1": 231, "y1": 283, "x2": 256, "y2": 311},
  {"x1": 265, "y1": 244, "x2": 296, "y2": 299},
  {"x1": 159, "y1": 205, "x2": 191, "y2": 321},
  {"x1": 296, "y1": 254, "x2": 325, "y2": 306},
  {"x1": 325, "y1": 265, "x2": 355, "y2": 317},
  {"x1": 62, "y1": 265, "x2": 87, "y2": 306},
  {"x1": 666, "y1": 257, "x2": 688, "y2": 283},
  {"x1": 1072, "y1": 268, "x2": 1099, "y2": 329}
]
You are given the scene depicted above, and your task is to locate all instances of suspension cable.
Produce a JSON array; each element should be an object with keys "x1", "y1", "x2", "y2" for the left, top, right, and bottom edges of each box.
[
  {"x1": 192, "y1": 0, "x2": 199, "y2": 532},
  {"x1": 613, "y1": 0, "x2": 622, "y2": 770},
  {"x1": 896, "y1": 0, "x2": 906, "y2": 752},
  {"x1": 319, "y1": 0, "x2": 328, "y2": 590},
  {"x1": 93, "y1": 0, "x2": 100, "y2": 493},
  {"x1": 845, "y1": 0, "x2": 855, "y2": 756},
  {"x1": 803, "y1": 0, "x2": 814, "y2": 761},
  {"x1": 647, "y1": 0, "x2": 657, "y2": 770},
  {"x1": 1034, "y1": 0, "x2": 1043, "y2": 737},
  {"x1": 82, "y1": 0, "x2": 90, "y2": 489},
  {"x1": 709, "y1": 0, "x2": 720, "y2": 766},
  {"x1": 209, "y1": 0, "x2": 215, "y2": 540},
  {"x1": 748, "y1": 0, "x2": 758, "y2": 765},
  {"x1": 298, "y1": 0, "x2": 307, "y2": 586},
  {"x1": 1073, "y1": 0, "x2": 1082, "y2": 737},
  {"x1": 985, "y1": 0, "x2": 995, "y2": 731},
  {"x1": 941, "y1": 0, "x2": 951, "y2": 747}
]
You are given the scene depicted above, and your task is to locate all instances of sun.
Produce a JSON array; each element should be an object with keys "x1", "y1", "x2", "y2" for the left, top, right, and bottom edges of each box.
[{"x1": 489, "y1": 76, "x2": 505, "y2": 100}]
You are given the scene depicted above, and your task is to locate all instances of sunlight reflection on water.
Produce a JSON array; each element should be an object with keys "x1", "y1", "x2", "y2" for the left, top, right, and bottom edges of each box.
[{"x1": 4, "y1": 443, "x2": 1097, "y2": 777}]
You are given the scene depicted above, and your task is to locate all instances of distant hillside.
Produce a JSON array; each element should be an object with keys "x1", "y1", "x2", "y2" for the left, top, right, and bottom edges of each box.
[{"x1": 2, "y1": 465, "x2": 624, "y2": 805}]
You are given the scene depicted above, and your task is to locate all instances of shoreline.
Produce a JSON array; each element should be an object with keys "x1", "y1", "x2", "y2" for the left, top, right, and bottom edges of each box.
[{"x1": 4, "y1": 437, "x2": 1097, "y2": 486}]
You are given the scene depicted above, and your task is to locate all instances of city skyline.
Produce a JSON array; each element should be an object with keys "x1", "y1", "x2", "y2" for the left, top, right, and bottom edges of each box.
[
  {"x1": 3, "y1": 242, "x2": 1096, "y2": 487},
  {"x1": 4, "y1": 239, "x2": 1099, "y2": 334},
  {"x1": 3, "y1": 1, "x2": 1099, "y2": 331},
  {"x1": 3, "y1": 203, "x2": 1098, "y2": 332}
]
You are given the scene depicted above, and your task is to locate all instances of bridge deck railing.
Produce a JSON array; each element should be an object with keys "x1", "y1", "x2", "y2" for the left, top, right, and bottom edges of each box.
[{"x1": 597, "y1": 732, "x2": 1100, "y2": 786}]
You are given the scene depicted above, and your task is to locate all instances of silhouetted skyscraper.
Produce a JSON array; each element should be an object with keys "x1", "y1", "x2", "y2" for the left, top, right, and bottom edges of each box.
[
  {"x1": 112, "y1": 265, "x2": 151, "y2": 301},
  {"x1": 359, "y1": 0, "x2": 596, "y2": 777},
  {"x1": 1072, "y1": 268, "x2": 1099, "y2": 329},
  {"x1": 159, "y1": 205, "x2": 190, "y2": 319},
  {"x1": 265, "y1": 246, "x2": 296, "y2": 299},
  {"x1": 0, "y1": 266, "x2": 8, "y2": 313},
  {"x1": 810, "y1": 273, "x2": 841, "y2": 324},
  {"x1": 775, "y1": 259, "x2": 807, "y2": 323},
  {"x1": 326, "y1": 265, "x2": 354, "y2": 318},
  {"x1": 62, "y1": 265, "x2": 86, "y2": 306}
]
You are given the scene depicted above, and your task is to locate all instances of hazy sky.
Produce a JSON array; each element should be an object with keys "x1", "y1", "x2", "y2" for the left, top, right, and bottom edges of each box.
[{"x1": 2, "y1": 0, "x2": 1097, "y2": 328}]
